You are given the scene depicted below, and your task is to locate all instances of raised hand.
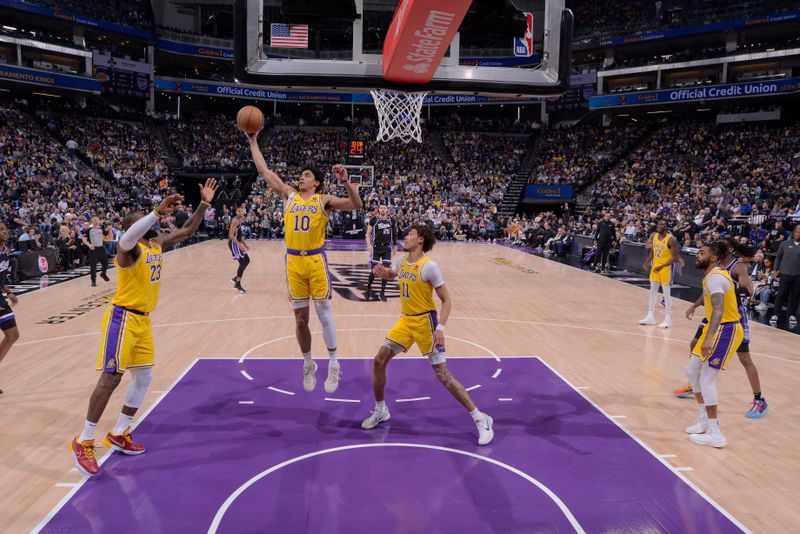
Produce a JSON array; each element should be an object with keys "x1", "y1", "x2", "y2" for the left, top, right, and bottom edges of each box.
[
  {"x1": 332, "y1": 164, "x2": 349, "y2": 184},
  {"x1": 199, "y1": 178, "x2": 219, "y2": 204},
  {"x1": 157, "y1": 194, "x2": 184, "y2": 216}
]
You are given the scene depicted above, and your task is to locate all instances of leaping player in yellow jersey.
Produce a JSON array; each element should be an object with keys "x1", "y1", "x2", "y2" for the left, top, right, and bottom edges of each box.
[
  {"x1": 69, "y1": 179, "x2": 218, "y2": 477},
  {"x1": 362, "y1": 224, "x2": 494, "y2": 445},
  {"x1": 639, "y1": 219, "x2": 684, "y2": 329},
  {"x1": 247, "y1": 129, "x2": 362, "y2": 394},
  {"x1": 683, "y1": 241, "x2": 744, "y2": 449}
]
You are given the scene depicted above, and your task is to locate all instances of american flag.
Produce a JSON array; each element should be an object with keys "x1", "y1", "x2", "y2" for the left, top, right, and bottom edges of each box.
[{"x1": 270, "y1": 23, "x2": 309, "y2": 49}]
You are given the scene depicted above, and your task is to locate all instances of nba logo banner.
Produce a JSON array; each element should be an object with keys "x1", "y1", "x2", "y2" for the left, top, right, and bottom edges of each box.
[{"x1": 514, "y1": 12, "x2": 534, "y2": 57}]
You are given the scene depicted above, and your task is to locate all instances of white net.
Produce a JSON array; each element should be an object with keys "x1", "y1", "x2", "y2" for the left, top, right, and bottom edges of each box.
[{"x1": 370, "y1": 89, "x2": 428, "y2": 144}]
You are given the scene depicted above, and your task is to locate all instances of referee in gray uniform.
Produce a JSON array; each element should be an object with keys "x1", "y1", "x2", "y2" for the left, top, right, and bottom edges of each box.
[
  {"x1": 82, "y1": 216, "x2": 109, "y2": 287},
  {"x1": 772, "y1": 224, "x2": 800, "y2": 328}
]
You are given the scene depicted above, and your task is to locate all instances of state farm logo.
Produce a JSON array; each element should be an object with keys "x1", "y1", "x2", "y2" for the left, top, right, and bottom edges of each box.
[
  {"x1": 402, "y1": 10, "x2": 455, "y2": 74},
  {"x1": 38, "y1": 256, "x2": 49, "y2": 273}
]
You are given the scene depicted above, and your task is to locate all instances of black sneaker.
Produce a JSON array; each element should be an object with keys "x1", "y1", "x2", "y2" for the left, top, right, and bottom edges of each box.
[
  {"x1": 380, "y1": 293, "x2": 387, "y2": 302},
  {"x1": 230, "y1": 277, "x2": 237, "y2": 285},
  {"x1": 100, "y1": 273, "x2": 110, "y2": 282},
  {"x1": 234, "y1": 283, "x2": 246, "y2": 294},
  {"x1": 91, "y1": 281, "x2": 97, "y2": 287},
  {"x1": 365, "y1": 291, "x2": 373, "y2": 301}
]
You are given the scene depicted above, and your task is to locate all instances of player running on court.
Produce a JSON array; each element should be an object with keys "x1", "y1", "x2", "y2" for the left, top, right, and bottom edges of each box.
[
  {"x1": 247, "y1": 129, "x2": 362, "y2": 394},
  {"x1": 228, "y1": 206, "x2": 251, "y2": 293},
  {"x1": 362, "y1": 223, "x2": 494, "y2": 445},
  {"x1": 70, "y1": 179, "x2": 218, "y2": 476}
]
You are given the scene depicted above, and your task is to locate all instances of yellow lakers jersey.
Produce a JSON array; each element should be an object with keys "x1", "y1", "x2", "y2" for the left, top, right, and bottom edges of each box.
[
  {"x1": 398, "y1": 256, "x2": 436, "y2": 316},
  {"x1": 284, "y1": 193, "x2": 328, "y2": 251},
  {"x1": 112, "y1": 241, "x2": 162, "y2": 313},
  {"x1": 703, "y1": 268, "x2": 741, "y2": 323},
  {"x1": 652, "y1": 232, "x2": 674, "y2": 269}
]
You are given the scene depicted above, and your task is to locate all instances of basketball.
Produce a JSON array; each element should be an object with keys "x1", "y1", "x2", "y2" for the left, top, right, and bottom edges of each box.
[{"x1": 236, "y1": 106, "x2": 264, "y2": 135}]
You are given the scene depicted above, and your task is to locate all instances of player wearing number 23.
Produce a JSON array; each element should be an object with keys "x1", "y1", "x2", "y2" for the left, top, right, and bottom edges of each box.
[{"x1": 70, "y1": 179, "x2": 218, "y2": 478}]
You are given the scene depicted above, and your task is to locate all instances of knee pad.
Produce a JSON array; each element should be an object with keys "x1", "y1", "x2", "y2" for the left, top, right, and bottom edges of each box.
[
  {"x1": 685, "y1": 357, "x2": 702, "y2": 391},
  {"x1": 124, "y1": 367, "x2": 153, "y2": 409}
]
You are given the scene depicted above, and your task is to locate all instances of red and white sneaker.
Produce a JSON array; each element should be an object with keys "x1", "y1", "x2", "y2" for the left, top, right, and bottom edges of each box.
[
  {"x1": 104, "y1": 428, "x2": 146, "y2": 455},
  {"x1": 69, "y1": 437, "x2": 100, "y2": 476}
]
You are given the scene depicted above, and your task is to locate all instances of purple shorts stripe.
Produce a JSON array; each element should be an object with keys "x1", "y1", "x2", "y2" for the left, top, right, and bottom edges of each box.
[
  {"x1": 318, "y1": 251, "x2": 333, "y2": 301},
  {"x1": 0, "y1": 312, "x2": 15, "y2": 324},
  {"x1": 103, "y1": 307, "x2": 126, "y2": 373},
  {"x1": 709, "y1": 322, "x2": 737, "y2": 369}
]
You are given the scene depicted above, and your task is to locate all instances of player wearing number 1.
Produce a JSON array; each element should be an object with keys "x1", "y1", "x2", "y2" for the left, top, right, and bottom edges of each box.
[
  {"x1": 246, "y1": 129, "x2": 362, "y2": 395},
  {"x1": 69, "y1": 179, "x2": 218, "y2": 477}
]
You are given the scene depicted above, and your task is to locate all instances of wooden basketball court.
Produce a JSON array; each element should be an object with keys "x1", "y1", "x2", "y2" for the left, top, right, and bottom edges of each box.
[{"x1": 1, "y1": 240, "x2": 798, "y2": 532}]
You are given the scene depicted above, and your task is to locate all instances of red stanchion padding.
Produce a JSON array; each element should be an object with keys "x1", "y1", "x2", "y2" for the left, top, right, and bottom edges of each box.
[{"x1": 382, "y1": 0, "x2": 472, "y2": 84}]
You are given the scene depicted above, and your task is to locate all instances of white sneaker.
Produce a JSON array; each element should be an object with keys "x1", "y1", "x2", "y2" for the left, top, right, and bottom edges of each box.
[
  {"x1": 790, "y1": 316, "x2": 797, "y2": 328},
  {"x1": 361, "y1": 407, "x2": 391, "y2": 429},
  {"x1": 639, "y1": 315, "x2": 656, "y2": 325},
  {"x1": 324, "y1": 361, "x2": 341, "y2": 393},
  {"x1": 303, "y1": 361, "x2": 318, "y2": 392},
  {"x1": 769, "y1": 315, "x2": 778, "y2": 327},
  {"x1": 684, "y1": 418, "x2": 708, "y2": 434},
  {"x1": 476, "y1": 414, "x2": 494, "y2": 445},
  {"x1": 657, "y1": 318, "x2": 672, "y2": 329},
  {"x1": 689, "y1": 431, "x2": 727, "y2": 448}
]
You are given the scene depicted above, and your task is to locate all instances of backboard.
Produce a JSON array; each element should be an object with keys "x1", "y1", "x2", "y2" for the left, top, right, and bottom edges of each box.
[{"x1": 233, "y1": 0, "x2": 573, "y2": 97}]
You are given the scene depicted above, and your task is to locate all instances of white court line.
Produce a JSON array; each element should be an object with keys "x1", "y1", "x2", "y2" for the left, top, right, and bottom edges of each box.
[
  {"x1": 240, "y1": 370, "x2": 254, "y2": 381},
  {"x1": 324, "y1": 398, "x2": 360, "y2": 403},
  {"x1": 238, "y1": 401, "x2": 254, "y2": 405},
  {"x1": 675, "y1": 467, "x2": 694, "y2": 472},
  {"x1": 659, "y1": 454, "x2": 677, "y2": 459},
  {"x1": 498, "y1": 397, "x2": 513, "y2": 402},
  {"x1": 492, "y1": 368, "x2": 502, "y2": 379},
  {"x1": 395, "y1": 396, "x2": 431, "y2": 403},
  {"x1": 535, "y1": 356, "x2": 751, "y2": 534},
  {"x1": 267, "y1": 386, "x2": 295, "y2": 396},
  {"x1": 207, "y1": 443, "x2": 586, "y2": 534},
  {"x1": 466, "y1": 384, "x2": 481, "y2": 392},
  {"x1": 33, "y1": 358, "x2": 201, "y2": 534}
]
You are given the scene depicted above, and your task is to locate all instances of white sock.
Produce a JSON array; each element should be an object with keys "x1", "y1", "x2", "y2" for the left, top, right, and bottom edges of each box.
[
  {"x1": 376, "y1": 400, "x2": 386, "y2": 412},
  {"x1": 707, "y1": 418, "x2": 720, "y2": 433},
  {"x1": 328, "y1": 350, "x2": 337, "y2": 363},
  {"x1": 647, "y1": 282, "x2": 659, "y2": 314},
  {"x1": 79, "y1": 420, "x2": 97, "y2": 442},
  {"x1": 697, "y1": 405, "x2": 707, "y2": 420},
  {"x1": 303, "y1": 352, "x2": 313, "y2": 365},
  {"x1": 113, "y1": 413, "x2": 133, "y2": 435},
  {"x1": 469, "y1": 408, "x2": 484, "y2": 423}
]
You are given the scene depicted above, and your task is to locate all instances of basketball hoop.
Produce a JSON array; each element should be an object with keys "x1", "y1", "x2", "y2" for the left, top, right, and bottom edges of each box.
[{"x1": 370, "y1": 89, "x2": 428, "y2": 144}]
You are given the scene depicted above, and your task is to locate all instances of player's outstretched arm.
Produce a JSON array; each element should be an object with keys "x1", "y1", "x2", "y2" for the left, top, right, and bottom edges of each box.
[
  {"x1": 158, "y1": 178, "x2": 219, "y2": 249},
  {"x1": 324, "y1": 164, "x2": 363, "y2": 211},
  {"x1": 246, "y1": 132, "x2": 294, "y2": 199}
]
